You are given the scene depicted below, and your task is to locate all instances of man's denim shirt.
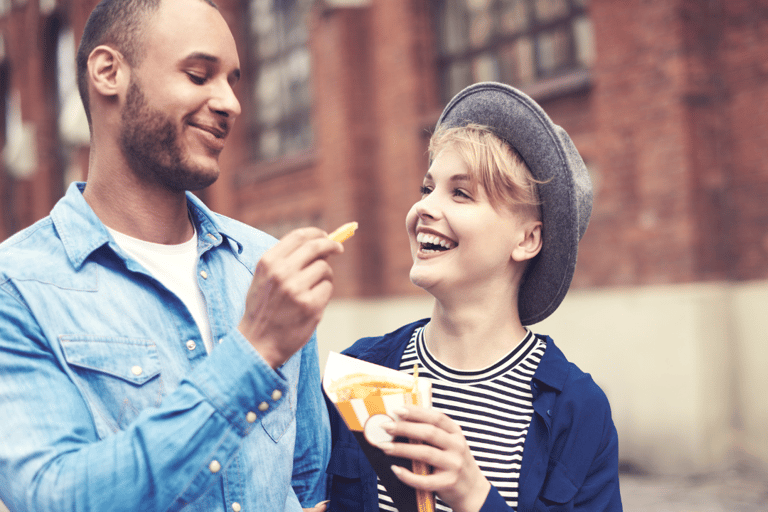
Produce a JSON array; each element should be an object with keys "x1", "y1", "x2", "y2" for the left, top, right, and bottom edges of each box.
[{"x1": 0, "y1": 183, "x2": 330, "y2": 512}]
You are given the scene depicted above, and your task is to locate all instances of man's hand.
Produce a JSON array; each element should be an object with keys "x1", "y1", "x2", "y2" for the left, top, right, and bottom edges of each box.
[
  {"x1": 239, "y1": 228, "x2": 342, "y2": 368},
  {"x1": 302, "y1": 500, "x2": 329, "y2": 512}
]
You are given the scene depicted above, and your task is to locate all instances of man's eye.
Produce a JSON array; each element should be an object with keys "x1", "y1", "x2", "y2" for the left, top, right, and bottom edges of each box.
[{"x1": 187, "y1": 73, "x2": 207, "y2": 85}]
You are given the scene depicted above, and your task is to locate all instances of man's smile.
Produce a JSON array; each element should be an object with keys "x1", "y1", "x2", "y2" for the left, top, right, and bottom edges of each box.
[{"x1": 188, "y1": 121, "x2": 229, "y2": 151}]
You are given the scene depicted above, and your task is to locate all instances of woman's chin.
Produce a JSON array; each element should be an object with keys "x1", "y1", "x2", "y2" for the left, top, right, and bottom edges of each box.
[{"x1": 409, "y1": 268, "x2": 438, "y2": 293}]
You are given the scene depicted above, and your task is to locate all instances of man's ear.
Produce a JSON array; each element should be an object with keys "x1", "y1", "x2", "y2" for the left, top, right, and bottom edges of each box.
[
  {"x1": 87, "y1": 45, "x2": 128, "y2": 99},
  {"x1": 511, "y1": 220, "x2": 543, "y2": 263}
]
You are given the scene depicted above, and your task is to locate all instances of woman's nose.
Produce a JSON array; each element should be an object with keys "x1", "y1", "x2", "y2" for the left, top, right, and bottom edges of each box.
[{"x1": 414, "y1": 193, "x2": 440, "y2": 220}]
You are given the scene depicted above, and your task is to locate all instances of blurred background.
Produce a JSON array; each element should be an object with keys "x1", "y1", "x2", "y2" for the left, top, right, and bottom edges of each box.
[{"x1": 1, "y1": 0, "x2": 767, "y2": 509}]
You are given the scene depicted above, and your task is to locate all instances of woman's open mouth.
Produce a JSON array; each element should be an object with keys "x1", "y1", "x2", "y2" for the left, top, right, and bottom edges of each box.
[{"x1": 416, "y1": 232, "x2": 457, "y2": 254}]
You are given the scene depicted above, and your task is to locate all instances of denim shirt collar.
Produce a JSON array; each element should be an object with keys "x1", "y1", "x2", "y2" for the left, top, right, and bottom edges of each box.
[{"x1": 51, "y1": 182, "x2": 244, "y2": 270}]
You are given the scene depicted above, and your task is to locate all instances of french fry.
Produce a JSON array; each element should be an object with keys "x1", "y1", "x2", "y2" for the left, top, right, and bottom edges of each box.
[
  {"x1": 328, "y1": 222, "x2": 358, "y2": 243},
  {"x1": 410, "y1": 364, "x2": 435, "y2": 512}
]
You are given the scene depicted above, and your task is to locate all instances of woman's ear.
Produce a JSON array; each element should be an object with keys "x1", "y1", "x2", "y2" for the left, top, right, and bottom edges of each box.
[
  {"x1": 511, "y1": 220, "x2": 543, "y2": 263},
  {"x1": 87, "y1": 45, "x2": 128, "y2": 99}
]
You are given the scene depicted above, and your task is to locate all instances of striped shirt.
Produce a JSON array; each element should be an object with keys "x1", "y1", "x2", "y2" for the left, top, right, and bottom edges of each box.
[{"x1": 377, "y1": 325, "x2": 547, "y2": 512}]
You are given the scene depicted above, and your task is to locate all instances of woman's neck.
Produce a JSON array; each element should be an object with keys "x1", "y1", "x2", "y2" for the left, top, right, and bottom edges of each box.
[{"x1": 425, "y1": 289, "x2": 528, "y2": 371}]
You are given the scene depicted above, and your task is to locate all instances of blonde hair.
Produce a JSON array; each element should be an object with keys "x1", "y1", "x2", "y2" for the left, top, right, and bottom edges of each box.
[{"x1": 428, "y1": 124, "x2": 542, "y2": 218}]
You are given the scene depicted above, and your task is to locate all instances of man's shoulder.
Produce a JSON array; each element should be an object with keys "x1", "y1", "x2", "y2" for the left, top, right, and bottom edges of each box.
[{"x1": 0, "y1": 216, "x2": 68, "y2": 281}]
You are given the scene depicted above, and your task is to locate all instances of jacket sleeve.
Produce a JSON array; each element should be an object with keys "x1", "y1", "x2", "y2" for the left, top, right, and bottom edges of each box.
[
  {"x1": 0, "y1": 287, "x2": 289, "y2": 512},
  {"x1": 571, "y1": 408, "x2": 622, "y2": 511},
  {"x1": 532, "y1": 377, "x2": 622, "y2": 512},
  {"x1": 290, "y1": 334, "x2": 331, "y2": 507},
  {"x1": 479, "y1": 486, "x2": 516, "y2": 511}
]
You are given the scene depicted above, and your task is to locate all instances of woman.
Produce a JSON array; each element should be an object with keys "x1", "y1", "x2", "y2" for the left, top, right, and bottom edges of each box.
[{"x1": 326, "y1": 82, "x2": 622, "y2": 512}]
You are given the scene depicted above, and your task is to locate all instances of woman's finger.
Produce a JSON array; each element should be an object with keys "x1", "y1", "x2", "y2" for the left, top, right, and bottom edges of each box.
[{"x1": 395, "y1": 406, "x2": 463, "y2": 434}]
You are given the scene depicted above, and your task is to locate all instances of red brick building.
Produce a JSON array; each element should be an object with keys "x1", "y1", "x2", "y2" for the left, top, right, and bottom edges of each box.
[
  {"x1": 1, "y1": 0, "x2": 768, "y2": 475},
  {"x1": 2, "y1": 0, "x2": 767, "y2": 295}
]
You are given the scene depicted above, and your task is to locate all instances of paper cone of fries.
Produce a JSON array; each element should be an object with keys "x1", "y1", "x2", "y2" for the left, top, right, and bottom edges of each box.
[{"x1": 324, "y1": 352, "x2": 435, "y2": 512}]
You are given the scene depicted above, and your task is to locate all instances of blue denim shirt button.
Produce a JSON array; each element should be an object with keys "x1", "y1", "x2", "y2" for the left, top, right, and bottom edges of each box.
[
  {"x1": 186, "y1": 340, "x2": 196, "y2": 351},
  {"x1": 258, "y1": 401, "x2": 269, "y2": 412}
]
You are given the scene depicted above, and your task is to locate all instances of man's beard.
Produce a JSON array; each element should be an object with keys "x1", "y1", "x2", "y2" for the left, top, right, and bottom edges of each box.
[{"x1": 119, "y1": 79, "x2": 219, "y2": 192}]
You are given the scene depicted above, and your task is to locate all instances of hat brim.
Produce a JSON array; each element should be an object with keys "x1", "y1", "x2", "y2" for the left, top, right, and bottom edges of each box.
[{"x1": 435, "y1": 82, "x2": 592, "y2": 325}]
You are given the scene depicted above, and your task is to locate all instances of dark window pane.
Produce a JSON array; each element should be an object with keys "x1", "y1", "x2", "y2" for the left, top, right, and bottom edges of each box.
[
  {"x1": 438, "y1": 0, "x2": 471, "y2": 56},
  {"x1": 537, "y1": 26, "x2": 570, "y2": 76},
  {"x1": 248, "y1": 0, "x2": 313, "y2": 162},
  {"x1": 499, "y1": 0, "x2": 530, "y2": 35},
  {"x1": 435, "y1": 0, "x2": 591, "y2": 97},
  {"x1": 499, "y1": 37, "x2": 535, "y2": 86}
]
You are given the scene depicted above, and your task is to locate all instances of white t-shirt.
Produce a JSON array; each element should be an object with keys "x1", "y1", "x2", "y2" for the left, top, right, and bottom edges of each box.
[{"x1": 107, "y1": 225, "x2": 213, "y2": 353}]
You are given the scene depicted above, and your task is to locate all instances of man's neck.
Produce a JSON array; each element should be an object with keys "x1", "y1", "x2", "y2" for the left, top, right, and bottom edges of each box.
[{"x1": 83, "y1": 170, "x2": 194, "y2": 245}]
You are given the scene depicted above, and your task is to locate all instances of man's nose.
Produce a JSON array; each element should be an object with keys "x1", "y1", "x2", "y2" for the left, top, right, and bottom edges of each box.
[{"x1": 210, "y1": 78, "x2": 241, "y2": 119}]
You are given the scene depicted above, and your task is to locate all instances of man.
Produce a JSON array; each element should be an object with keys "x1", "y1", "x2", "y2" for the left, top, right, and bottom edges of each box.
[{"x1": 0, "y1": 0, "x2": 337, "y2": 510}]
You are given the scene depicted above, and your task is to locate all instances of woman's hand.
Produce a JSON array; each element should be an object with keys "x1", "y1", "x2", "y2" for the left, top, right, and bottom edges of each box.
[{"x1": 376, "y1": 406, "x2": 492, "y2": 512}]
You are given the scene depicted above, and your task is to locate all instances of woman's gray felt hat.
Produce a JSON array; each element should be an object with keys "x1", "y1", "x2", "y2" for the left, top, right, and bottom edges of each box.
[{"x1": 435, "y1": 81, "x2": 593, "y2": 325}]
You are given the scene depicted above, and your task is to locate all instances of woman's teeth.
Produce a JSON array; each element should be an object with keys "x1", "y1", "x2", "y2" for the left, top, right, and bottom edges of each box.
[{"x1": 416, "y1": 232, "x2": 456, "y2": 251}]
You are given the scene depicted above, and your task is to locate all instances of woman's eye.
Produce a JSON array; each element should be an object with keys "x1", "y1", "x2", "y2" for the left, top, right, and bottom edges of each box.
[
  {"x1": 453, "y1": 188, "x2": 471, "y2": 199},
  {"x1": 419, "y1": 185, "x2": 433, "y2": 196}
]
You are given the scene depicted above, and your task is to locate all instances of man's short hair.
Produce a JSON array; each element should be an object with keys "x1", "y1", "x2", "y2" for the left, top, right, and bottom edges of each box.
[{"x1": 75, "y1": 0, "x2": 218, "y2": 126}]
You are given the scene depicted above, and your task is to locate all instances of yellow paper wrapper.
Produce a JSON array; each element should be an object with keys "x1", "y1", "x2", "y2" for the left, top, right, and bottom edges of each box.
[{"x1": 324, "y1": 352, "x2": 435, "y2": 512}]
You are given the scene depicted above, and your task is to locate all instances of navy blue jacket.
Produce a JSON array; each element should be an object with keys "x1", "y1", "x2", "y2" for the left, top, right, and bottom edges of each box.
[{"x1": 325, "y1": 319, "x2": 622, "y2": 511}]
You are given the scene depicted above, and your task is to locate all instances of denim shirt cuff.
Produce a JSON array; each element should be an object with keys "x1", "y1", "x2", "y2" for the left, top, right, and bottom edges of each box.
[{"x1": 187, "y1": 329, "x2": 289, "y2": 436}]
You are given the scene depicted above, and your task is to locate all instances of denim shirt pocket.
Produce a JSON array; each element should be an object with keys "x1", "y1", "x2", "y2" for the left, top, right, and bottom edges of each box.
[
  {"x1": 60, "y1": 336, "x2": 163, "y2": 435},
  {"x1": 260, "y1": 352, "x2": 298, "y2": 443},
  {"x1": 538, "y1": 459, "x2": 579, "y2": 507}
]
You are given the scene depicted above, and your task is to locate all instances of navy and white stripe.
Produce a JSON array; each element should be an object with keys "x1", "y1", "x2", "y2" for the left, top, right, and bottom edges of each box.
[{"x1": 377, "y1": 325, "x2": 546, "y2": 511}]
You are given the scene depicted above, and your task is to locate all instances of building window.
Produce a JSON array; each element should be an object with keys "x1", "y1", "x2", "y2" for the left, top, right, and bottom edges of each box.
[
  {"x1": 434, "y1": 0, "x2": 594, "y2": 102},
  {"x1": 248, "y1": 0, "x2": 314, "y2": 162}
]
